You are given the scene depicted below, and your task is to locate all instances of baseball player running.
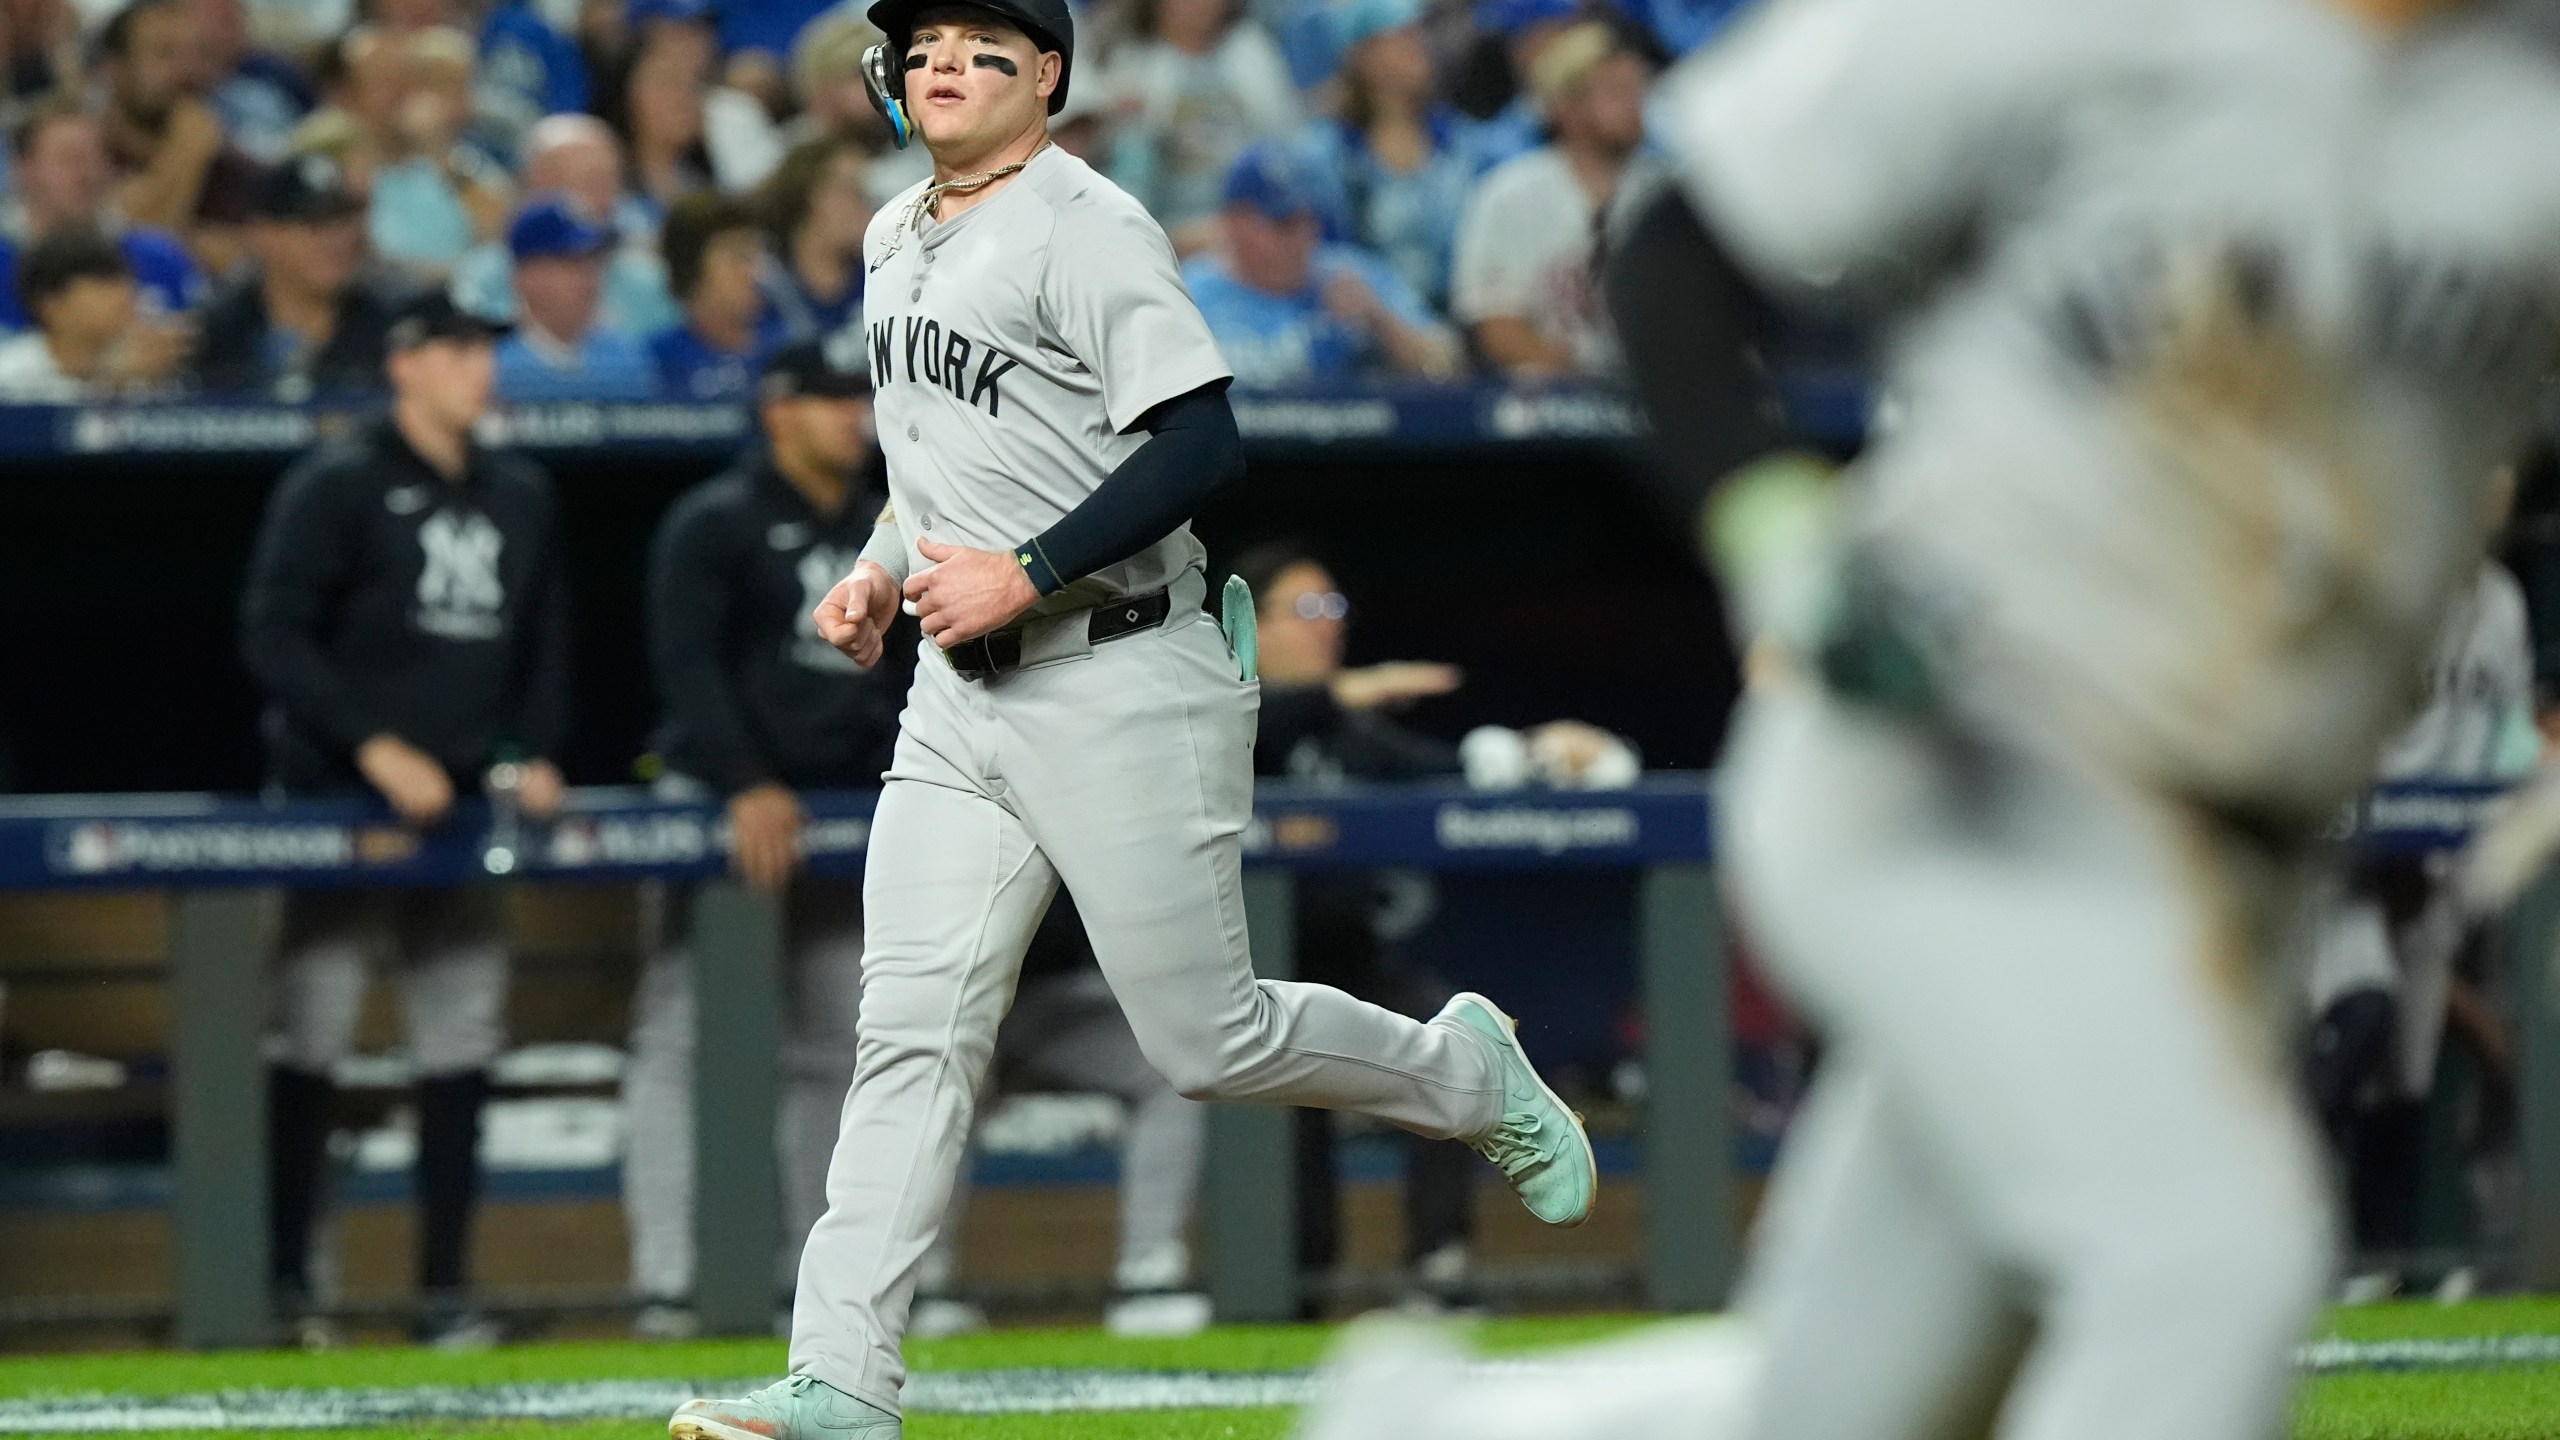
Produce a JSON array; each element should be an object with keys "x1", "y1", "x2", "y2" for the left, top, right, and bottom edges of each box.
[
  {"x1": 1301, "y1": 2, "x2": 2560, "y2": 1440},
  {"x1": 669, "y1": 2, "x2": 1593, "y2": 1434}
]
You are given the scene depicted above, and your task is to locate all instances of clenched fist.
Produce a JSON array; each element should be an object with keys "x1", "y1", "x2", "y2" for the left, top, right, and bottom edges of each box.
[{"x1": 812, "y1": 559, "x2": 901, "y2": 667}]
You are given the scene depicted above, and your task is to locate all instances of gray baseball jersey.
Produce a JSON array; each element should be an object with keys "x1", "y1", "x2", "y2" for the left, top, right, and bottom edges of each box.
[
  {"x1": 858, "y1": 146, "x2": 1232, "y2": 617},
  {"x1": 1659, "y1": 0, "x2": 2560, "y2": 821}
]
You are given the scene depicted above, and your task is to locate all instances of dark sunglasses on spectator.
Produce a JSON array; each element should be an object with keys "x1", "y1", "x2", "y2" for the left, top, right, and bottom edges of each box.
[{"x1": 1293, "y1": 591, "x2": 1350, "y2": 622}]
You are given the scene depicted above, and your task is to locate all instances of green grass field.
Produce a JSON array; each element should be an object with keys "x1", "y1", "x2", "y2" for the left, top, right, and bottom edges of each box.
[{"x1": 0, "y1": 1304, "x2": 2553, "y2": 1439}]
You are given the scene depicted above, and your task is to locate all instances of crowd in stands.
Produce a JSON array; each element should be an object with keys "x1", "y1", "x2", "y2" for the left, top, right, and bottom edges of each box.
[{"x1": 0, "y1": 0, "x2": 1752, "y2": 402}]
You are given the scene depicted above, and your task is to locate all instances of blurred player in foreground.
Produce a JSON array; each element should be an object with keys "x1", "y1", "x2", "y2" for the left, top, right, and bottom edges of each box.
[{"x1": 1304, "y1": 1, "x2": 2560, "y2": 1438}]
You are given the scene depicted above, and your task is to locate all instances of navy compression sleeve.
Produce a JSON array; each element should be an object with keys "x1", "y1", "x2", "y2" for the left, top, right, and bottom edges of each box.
[
  {"x1": 1604, "y1": 188, "x2": 1809, "y2": 530},
  {"x1": 1012, "y1": 380, "x2": 1245, "y2": 595}
]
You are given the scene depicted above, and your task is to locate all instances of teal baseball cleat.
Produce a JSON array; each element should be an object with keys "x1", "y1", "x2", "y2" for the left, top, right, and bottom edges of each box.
[
  {"x1": 1440, "y1": 992, "x2": 1597, "y2": 1227},
  {"x1": 669, "y1": 1374, "x2": 901, "y2": 1439}
]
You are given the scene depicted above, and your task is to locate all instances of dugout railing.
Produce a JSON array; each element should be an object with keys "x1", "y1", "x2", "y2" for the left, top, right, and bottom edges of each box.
[{"x1": 0, "y1": 777, "x2": 2554, "y2": 1347}]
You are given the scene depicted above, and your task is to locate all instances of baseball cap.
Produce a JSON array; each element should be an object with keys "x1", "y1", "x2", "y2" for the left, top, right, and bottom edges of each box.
[
  {"x1": 253, "y1": 153, "x2": 365, "y2": 223},
  {"x1": 1473, "y1": 0, "x2": 1576, "y2": 36},
  {"x1": 386, "y1": 290, "x2": 511, "y2": 352},
  {"x1": 759, "y1": 333, "x2": 873, "y2": 403},
  {"x1": 1332, "y1": 0, "x2": 1422, "y2": 52},
  {"x1": 864, "y1": 0, "x2": 1076, "y2": 112},
  {"x1": 1223, "y1": 143, "x2": 1321, "y2": 222},
  {"x1": 508, "y1": 194, "x2": 617, "y2": 261}
]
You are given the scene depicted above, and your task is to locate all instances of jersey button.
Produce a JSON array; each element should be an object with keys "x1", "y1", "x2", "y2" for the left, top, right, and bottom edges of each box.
[
  {"x1": 910, "y1": 287, "x2": 922, "y2": 302},
  {"x1": 907, "y1": 425, "x2": 919, "y2": 441},
  {"x1": 925, "y1": 251, "x2": 936, "y2": 264}
]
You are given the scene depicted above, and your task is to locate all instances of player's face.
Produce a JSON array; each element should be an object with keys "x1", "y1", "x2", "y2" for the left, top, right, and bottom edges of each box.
[
  {"x1": 769, "y1": 393, "x2": 874, "y2": 474},
  {"x1": 390, "y1": 337, "x2": 497, "y2": 434},
  {"x1": 903, "y1": 10, "x2": 1059, "y2": 158}
]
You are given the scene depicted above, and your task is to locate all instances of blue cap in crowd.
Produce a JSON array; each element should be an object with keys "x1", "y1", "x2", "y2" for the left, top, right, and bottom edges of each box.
[
  {"x1": 1474, "y1": 0, "x2": 1577, "y2": 36},
  {"x1": 509, "y1": 195, "x2": 617, "y2": 262},
  {"x1": 628, "y1": 0, "x2": 714, "y2": 27},
  {"x1": 1224, "y1": 143, "x2": 1322, "y2": 222},
  {"x1": 1331, "y1": 0, "x2": 1422, "y2": 51}
]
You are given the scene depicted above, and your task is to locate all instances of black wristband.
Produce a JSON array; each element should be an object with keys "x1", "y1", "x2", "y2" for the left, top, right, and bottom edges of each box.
[{"x1": 1013, "y1": 536, "x2": 1066, "y2": 596}]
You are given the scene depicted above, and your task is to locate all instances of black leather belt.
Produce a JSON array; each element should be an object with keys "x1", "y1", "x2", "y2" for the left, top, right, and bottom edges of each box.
[{"x1": 944, "y1": 589, "x2": 1173, "y2": 681}]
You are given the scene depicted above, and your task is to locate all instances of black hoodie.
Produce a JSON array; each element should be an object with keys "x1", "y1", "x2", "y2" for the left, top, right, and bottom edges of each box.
[
  {"x1": 646, "y1": 447, "x2": 911, "y2": 792},
  {"x1": 239, "y1": 414, "x2": 571, "y2": 794}
]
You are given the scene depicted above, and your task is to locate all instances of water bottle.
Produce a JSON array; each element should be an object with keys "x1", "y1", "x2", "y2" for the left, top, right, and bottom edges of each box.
[{"x1": 483, "y1": 761, "x2": 524, "y2": 876}]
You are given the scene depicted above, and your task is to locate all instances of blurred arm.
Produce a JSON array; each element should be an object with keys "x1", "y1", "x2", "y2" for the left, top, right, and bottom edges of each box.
[
  {"x1": 236, "y1": 461, "x2": 382, "y2": 754},
  {"x1": 1603, "y1": 187, "x2": 1811, "y2": 537},
  {"x1": 648, "y1": 498, "x2": 773, "y2": 793}
]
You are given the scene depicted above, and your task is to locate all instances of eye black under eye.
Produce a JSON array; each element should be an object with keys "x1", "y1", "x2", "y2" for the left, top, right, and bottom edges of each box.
[
  {"x1": 902, "y1": 52, "x2": 926, "y2": 68},
  {"x1": 971, "y1": 53, "x2": 1017, "y2": 74}
]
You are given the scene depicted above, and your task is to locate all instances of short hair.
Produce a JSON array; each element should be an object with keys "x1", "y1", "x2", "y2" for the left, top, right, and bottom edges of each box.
[
  {"x1": 660, "y1": 192, "x2": 761, "y2": 301},
  {"x1": 759, "y1": 136, "x2": 860, "y2": 245},
  {"x1": 1228, "y1": 538, "x2": 1324, "y2": 608},
  {"x1": 19, "y1": 224, "x2": 130, "y2": 317},
  {"x1": 13, "y1": 93, "x2": 96, "y2": 161},
  {"x1": 97, "y1": 0, "x2": 183, "y2": 61}
]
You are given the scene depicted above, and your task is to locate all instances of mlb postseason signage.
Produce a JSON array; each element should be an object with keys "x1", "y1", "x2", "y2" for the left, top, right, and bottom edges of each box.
[
  {"x1": 0, "y1": 781, "x2": 1717, "y2": 889},
  {"x1": 0, "y1": 374, "x2": 1871, "y2": 461},
  {"x1": 0, "y1": 399, "x2": 757, "y2": 459},
  {"x1": 0, "y1": 777, "x2": 2514, "y2": 890}
]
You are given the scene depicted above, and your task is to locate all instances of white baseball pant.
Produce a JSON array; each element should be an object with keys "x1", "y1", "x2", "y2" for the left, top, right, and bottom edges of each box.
[
  {"x1": 789, "y1": 599, "x2": 1503, "y2": 1413},
  {"x1": 924, "y1": 965, "x2": 1205, "y2": 1292},
  {"x1": 1719, "y1": 685, "x2": 2334, "y2": 1440},
  {"x1": 1302, "y1": 682, "x2": 2336, "y2": 1440}
]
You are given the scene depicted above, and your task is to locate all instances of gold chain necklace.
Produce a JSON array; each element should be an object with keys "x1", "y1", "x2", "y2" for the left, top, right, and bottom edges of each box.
[{"x1": 878, "y1": 139, "x2": 1052, "y2": 266}]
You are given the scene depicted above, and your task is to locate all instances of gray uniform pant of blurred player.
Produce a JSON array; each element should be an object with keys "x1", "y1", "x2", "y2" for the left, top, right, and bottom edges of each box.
[
  {"x1": 791, "y1": 596, "x2": 1503, "y2": 1412},
  {"x1": 623, "y1": 878, "x2": 867, "y2": 1301},
  {"x1": 272, "y1": 888, "x2": 508, "y2": 1076},
  {"x1": 1720, "y1": 686, "x2": 2333, "y2": 1440},
  {"x1": 923, "y1": 967, "x2": 1204, "y2": 1292}
]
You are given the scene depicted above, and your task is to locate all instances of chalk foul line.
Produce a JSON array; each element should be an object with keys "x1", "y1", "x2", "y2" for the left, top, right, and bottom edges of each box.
[{"x1": 0, "y1": 1335, "x2": 2554, "y2": 1432}]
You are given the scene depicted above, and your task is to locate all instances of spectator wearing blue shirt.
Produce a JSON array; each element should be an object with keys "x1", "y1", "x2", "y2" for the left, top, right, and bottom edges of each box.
[
  {"x1": 1299, "y1": 0, "x2": 1483, "y2": 313},
  {"x1": 494, "y1": 194, "x2": 656, "y2": 400},
  {"x1": 0, "y1": 100, "x2": 204, "y2": 332},
  {"x1": 755, "y1": 137, "x2": 868, "y2": 341},
  {"x1": 649, "y1": 192, "x2": 784, "y2": 401},
  {"x1": 1182, "y1": 144, "x2": 1457, "y2": 388},
  {"x1": 193, "y1": 0, "x2": 317, "y2": 164},
  {"x1": 477, "y1": 0, "x2": 590, "y2": 162},
  {"x1": 450, "y1": 115, "x2": 680, "y2": 338}
]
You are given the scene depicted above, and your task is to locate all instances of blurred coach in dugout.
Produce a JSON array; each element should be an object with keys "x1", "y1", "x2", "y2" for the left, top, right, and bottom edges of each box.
[
  {"x1": 238, "y1": 292, "x2": 572, "y2": 1347},
  {"x1": 625, "y1": 337, "x2": 911, "y2": 1336}
]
